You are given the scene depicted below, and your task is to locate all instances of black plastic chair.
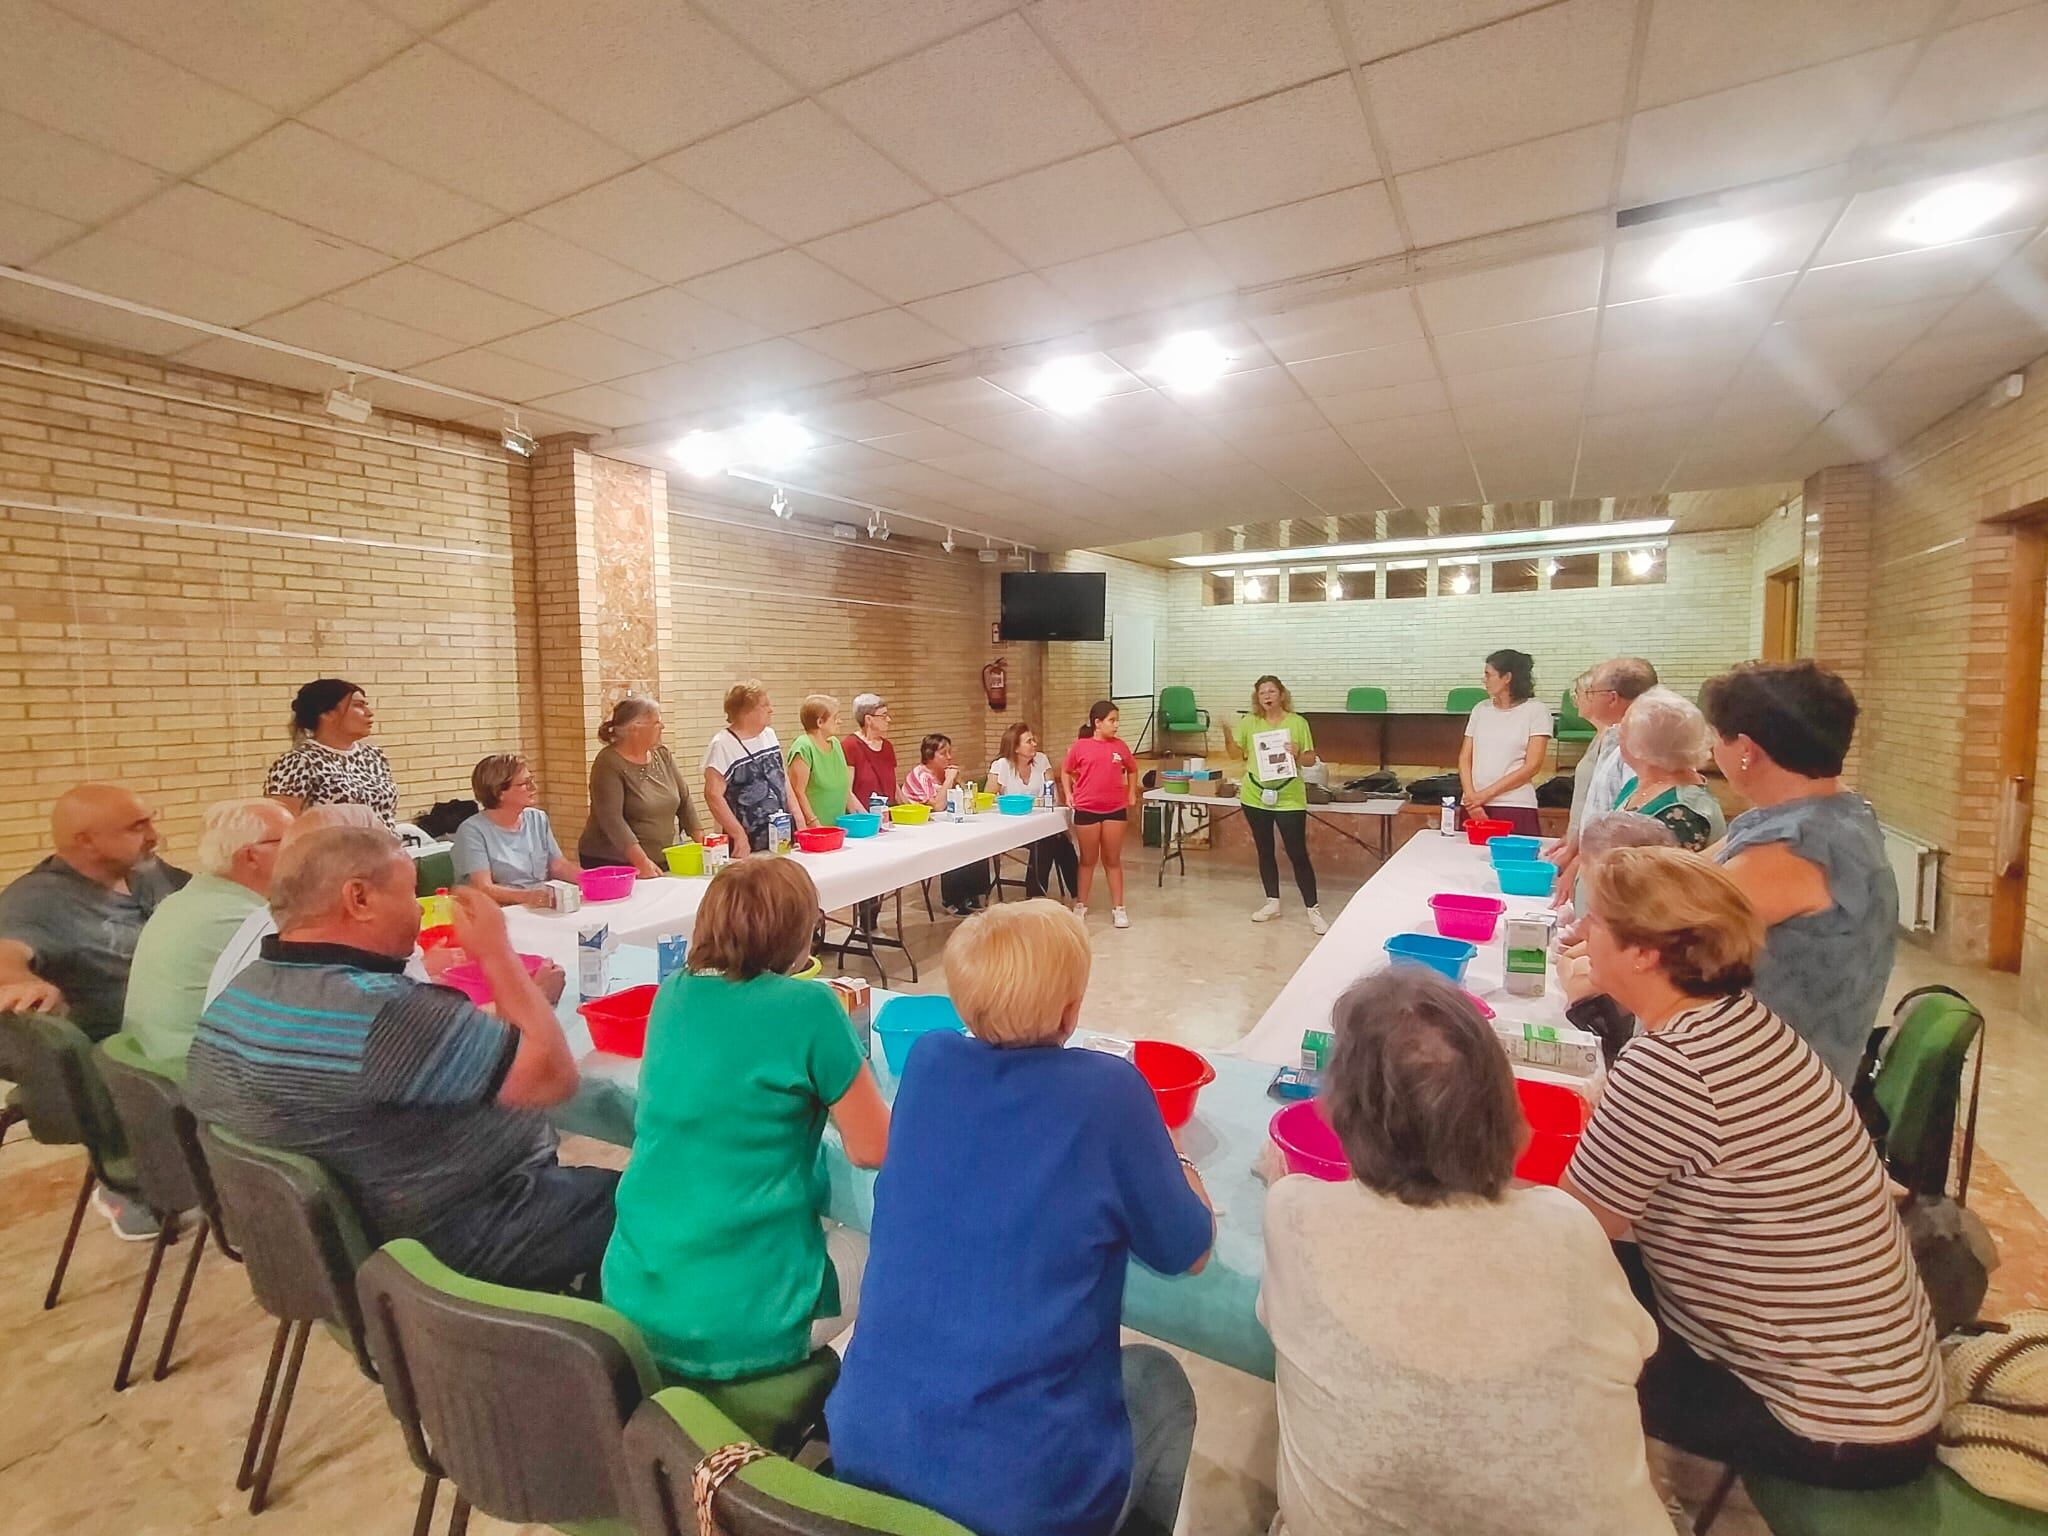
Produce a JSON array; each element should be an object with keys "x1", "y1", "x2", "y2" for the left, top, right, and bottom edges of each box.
[
  {"x1": 0, "y1": 1010, "x2": 142, "y2": 1310},
  {"x1": 94, "y1": 1035, "x2": 236, "y2": 1390}
]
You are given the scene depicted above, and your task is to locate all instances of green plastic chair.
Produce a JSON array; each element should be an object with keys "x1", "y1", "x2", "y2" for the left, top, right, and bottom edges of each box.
[
  {"x1": 413, "y1": 847, "x2": 455, "y2": 898},
  {"x1": 1345, "y1": 687, "x2": 1388, "y2": 712},
  {"x1": 1871, "y1": 986, "x2": 1985, "y2": 1198},
  {"x1": 625, "y1": 1386, "x2": 975, "y2": 1536},
  {"x1": 1555, "y1": 691, "x2": 1597, "y2": 744},
  {"x1": 1742, "y1": 1464, "x2": 2048, "y2": 1535},
  {"x1": 0, "y1": 1010, "x2": 140, "y2": 1310},
  {"x1": 1158, "y1": 686, "x2": 1209, "y2": 742},
  {"x1": 1445, "y1": 687, "x2": 1487, "y2": 713}
]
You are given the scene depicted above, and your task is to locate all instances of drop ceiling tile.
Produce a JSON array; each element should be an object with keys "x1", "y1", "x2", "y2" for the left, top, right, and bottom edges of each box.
[
  {"x1": 1339, "y1": 407, "x2": 1474, "y2": 452},
  {"x1": 417, "y1": 221, "x2": 656, "y2": 315},
  {"x1": 1596, "y1": 274, "x2": 1795, "y2": 351},
  {"x1": 1371, "y1": 461, "x2": 1483, "y2": 507},
  {"x1": 1314, "y1": 376, "x2": 1451, "y2": 426},
  {"x1": 884, "y1": 376, "x2": 1038, "y2": 423},
  {"x1": 1449, "y1": 393, "x2": 1582, "y2": 434},
  {"x1": 804, "y1": 442, "x2": 910, "y2": 475},
  {"x1": 1585, "y1": 344, "x2": 1745, "y2": 412},
  {"x1": 1027, "y1": 0, "x2": 1345, "y2": 135},
  {"x1": 1200, "y1": 400, "x2": 1333, "y2": 441},
  {"x1": 1877, "y1": 5, "x2": 2048, "y2": 144},
  {"x1": 1249, "y1": 288, "x2": 1424, "y2": 360},
  {"x1": 1335, "y1": 0, "x2": 1552, "y2": 65},
  {"x1": 1396, "y1": 123, "x2": 1619, "y2": 248},
  {"x1": 170, "y1": 337, "x2": 353, "y2": 395},
  {"x1": 1443, "y1": 354, "x2": 1591, "y2": 406},
  {"x1": 247, "y1": 300, "x2": 464, "y2": 369},
  {"x1": 1815, "y1": 156, "x2": 2048, "y2": 266},
  {"x1": 660, "y1": 101, "x2": 929, "y2": 244},
  {"x1": 954, "y1": 147, "x2": 1185, "y2": 267},
  {"x1": 794, "y1": 308, "x2": 963, "y2": 371},
  {"x1": 1607, "y1": 201, "x2": 1838, "y2": 304},
  {"x1": 437, "y1": 0, "x2": 795, "y2": 158},
  {"x1": 1620, "y1": 45, "x2": 1916, "y2": 206},
  {"x1": 805, "y1": 203, "x2": 1024, "y2": 304},
  {"x1": 1136, "y1": 78, "x2": 1380, "y2": 224},
  {"x1": 1201, "y1": 184, "x2": 1405, "y2": 287},
  {"x1": 576, "y1": 288, "x2": 769, "y2": 360},
  {"x1": 1103, "y1": 321, "x2": 1277, "y2": 383},
  {"x1": 0, "y1": 111, "x2": 169, "y2": 224},
  {"x1": 682, "y1": 250, "x2": 887, "y2": 332},
  {"x1": 807, "y1": 399, "x2": 948, "y2": 440},
  {"x1": 327, "y1": 264, "x2": 554, "y2": 347},
  {"x1": 956, "y1": 407, "x2": 1095, "y2": 452},
  {"x1": 1173, "y1": 364, "x2": 1310, "y2": 414},
  {"x1": 104, "y1": 184, "x2": 393, "y2": 296},
  {"x1": 1430, "y1": 309, "x2": 1600, "y2": 375},
  {"x1": 489, "y1": 319, "x2": 670, "y2": 381},
  {"x1": 524, "y1": 383, "x2": 655, "y2": 430},
  {"x1": 413, "y1": 347, "x2": 582, "y2": 402},
  {"x1": 195, "y1": 123, "x2": 500, "y2": 261},
  {"x1": 694, "y1": 0, "x2": 1015, "y2": 91},
  {"x1": 1418, "y1": 248, "x2": 1606, "y2": 333},
  {"x1": 981, "y1": 350, "x2": 1145, "y2": 403},
  {"x1": 906, "y1": 273, "x2": 1083, "y2": 347},
  {"x1": 821, "y1": 16, "x2": 1115, "y2": 195},
  {"x1": 304, "y1": 43, "x2": 635, "y2": 214},
  {"x1": 0, "y1": 198, "x2": 82, "y2": 265},
  {"x1": 32, "y1": 230, "x2": 302, "y2": 326},
  {"x1": 1286, "y1": 340, "x2": 1440, "y2": 396},
  {"x1": 1636, "y1": 0, "x2": 1943, "y2": 110},
  {"x1": 522, "y1": 169, "x2": 781, "y2": 285},
  {"x1": 613, "y1": 338, "x2": 853, "y2": 412},
  {"x1": 53, "y1": 0, "x2": 413, "y2": 113},
  {"x1": 1889, "y1": 323, "x2": 2048, "y2": 380},
  {"x1": 1042, "y1": 231, "x2": 1233, "y2": 323},
  {"x1": 1363, "y1": 0, "x2": 1636, "y2": 175},
  {"x1": 1943, "y1": 270, "x2": 2048, "y2": 338},
  {"x1": 3, "y1": 0, "x2": 277, "y2": 174},
  {"x1": 1782, "y1": 232, "x2": 2029, "y2": 317}
]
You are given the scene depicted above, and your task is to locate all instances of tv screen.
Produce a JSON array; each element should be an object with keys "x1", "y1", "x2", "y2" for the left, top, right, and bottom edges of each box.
[{"x1": 1000, "y1": 571, "x2": 1106, "y2": 641}]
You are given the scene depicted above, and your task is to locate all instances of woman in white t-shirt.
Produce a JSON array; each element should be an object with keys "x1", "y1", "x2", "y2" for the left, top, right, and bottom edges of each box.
[
  {"x1": 989, "y1": 721, "x2": 1078, "y2": 900},
  {"x1": 1458, "y1": 648, "x2": 1553, "y2": 836},
  {"x1": 703, "y1": 680, "x2": 801, "y2": 856}
]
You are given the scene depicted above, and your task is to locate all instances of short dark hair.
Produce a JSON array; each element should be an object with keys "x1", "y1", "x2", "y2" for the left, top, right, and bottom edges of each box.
[
  {"x1": 1485, "y1": 649, "x2": 1534, "y2": 703},
  {"x1": 918, "y1": 732, "x2": 952, "y2": 764},
  {"x1": 289, "y1": 678, "x2": 360, "y2": 739},
  {"x1": 1086, "y1": 700, "x2": 1117, "y2": 735},
  {"x1": 1600, "y1": 656, "x2": 1659, "y2": 701},
  {"x1": 1698, "y1": 660, "x2": 1858, "y2": 778},
  {"x1": 1323, "y1": 969, "x2": 1524, "y2": 1206}
]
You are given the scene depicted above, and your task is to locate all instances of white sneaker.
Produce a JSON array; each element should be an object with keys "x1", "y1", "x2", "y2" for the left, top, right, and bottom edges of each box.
[
  {"x1": 1073, "y1": 904, "x2": 1088, "y2": 920},
  {"x1": 1307, "y1": 906, "x2": 1329, "y2": 935},
  {"x1": 1112, "y1": 907, "x2": 1130, "y2": 929},
  {"x1": 92, "y1": 1186, "x2": 159, "y2": 1243},
  {"x1": 1251, "y1": 898, "x2": 1281, "y2": 923}
]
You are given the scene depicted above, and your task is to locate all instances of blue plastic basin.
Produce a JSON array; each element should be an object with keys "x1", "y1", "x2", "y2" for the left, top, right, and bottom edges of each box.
[{"x1": 1383, "y1": 932, "x2": 1477, "y2": 983}]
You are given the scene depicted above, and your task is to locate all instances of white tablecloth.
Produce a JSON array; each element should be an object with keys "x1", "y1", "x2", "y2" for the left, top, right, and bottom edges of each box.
[
  {"x1": 505, "y1": 808, "x2": 1070, "y2": 973},
  {"x1": 1141, "y1": 789, "x2": 1409, "y2": 817}
]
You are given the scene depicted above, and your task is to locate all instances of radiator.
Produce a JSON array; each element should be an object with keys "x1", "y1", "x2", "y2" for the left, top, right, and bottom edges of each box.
[{"x1": 1879, "y1": 824, "x2": 1940, "y2": 933}]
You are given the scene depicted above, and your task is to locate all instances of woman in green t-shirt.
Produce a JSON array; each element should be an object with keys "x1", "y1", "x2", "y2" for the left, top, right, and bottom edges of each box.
[
  {"x1": 787, "y1": 693, "x2": 861, "y2": 831},
  {"x1": 1228, "y1": 675, "x2": 1327, "y2": 934},
  {"x1": 602, "y1": 859, "x2": 890, "y2": 1381}
]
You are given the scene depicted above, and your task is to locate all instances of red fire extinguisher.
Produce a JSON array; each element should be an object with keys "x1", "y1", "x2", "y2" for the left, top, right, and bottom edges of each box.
[{"x1": 982, "y1": 657, "x2": 1008, "y2": 712}]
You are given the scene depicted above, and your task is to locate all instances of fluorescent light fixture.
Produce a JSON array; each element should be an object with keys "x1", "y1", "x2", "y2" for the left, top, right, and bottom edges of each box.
[
  {"x1": 1447, "y1": 568, "x2": 1473, "y2": 594},
  {"x1": 1894, "y1": 182, "x2": 2016, "y2": 247},
  {"x1": 1150, "y1": 330, "x2": 1230, "y2": 393},
  {"x1": 738, "y1": 412, "x2": 812, "y2": 470},
  {"x1": 1651, "y1": 222, "x2": 1764, "y2": 293},
  {"x1": 671, "y1": 429, "x2": 732, "y2": 478},
  {"x1": 1029, "y1": 355, "x2": 1111, "y2": 414},
  {"x1": 1625, "y1": 548, "x2": 1659, "y2": 577},
  {"x1": 1170, "y1": 517, "x2": 1675, "y2": 567}
]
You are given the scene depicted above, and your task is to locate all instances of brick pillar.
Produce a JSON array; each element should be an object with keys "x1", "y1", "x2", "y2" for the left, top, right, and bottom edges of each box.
[
  {"x1": 1804, "y1": 464, "x2": 1875, "y2": 783},
  {"x1": 527, "y1": 437, "x2": 602, "y2": 833}
]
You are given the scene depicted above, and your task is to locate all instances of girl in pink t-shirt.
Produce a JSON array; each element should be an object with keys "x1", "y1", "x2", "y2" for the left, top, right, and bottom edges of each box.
[{"x1": 1060, "y1": 701, "x2": 1138, "y2": 928}]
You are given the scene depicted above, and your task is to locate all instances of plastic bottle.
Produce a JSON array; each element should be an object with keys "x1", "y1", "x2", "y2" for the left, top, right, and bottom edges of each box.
[
  {"x1": 870, "y1": 791, "x2": 890, "y2": 831},
  {"x1": 1440, "y1": 797, "x2": 1459, "y2": 837}
]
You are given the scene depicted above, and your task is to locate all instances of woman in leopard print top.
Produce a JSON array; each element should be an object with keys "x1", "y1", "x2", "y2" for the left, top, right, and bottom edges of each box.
[{"x1": 265, "y1": 678, "x2": 400, "y2": 829}]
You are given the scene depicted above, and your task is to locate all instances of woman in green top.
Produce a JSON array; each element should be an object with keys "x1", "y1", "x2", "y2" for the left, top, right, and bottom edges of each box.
[
  {"x1": 787, "y1": 693, "x2": 860, "y2": 830},
  {"x1": 1227, "y1": 675, "x2": 1327, "y2": 934},
  {"x1": 602, "y1": 858, "x2": 890, "y2": 1381},
  {"x1": 1608, "y1": 686, "x2": 1726, "y2": 852}
]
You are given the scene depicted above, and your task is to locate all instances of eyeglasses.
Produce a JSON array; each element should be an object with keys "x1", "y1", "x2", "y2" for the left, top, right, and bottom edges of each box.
[{"x1": 510, "y1": 775, "x2": 538, "y2": 789}]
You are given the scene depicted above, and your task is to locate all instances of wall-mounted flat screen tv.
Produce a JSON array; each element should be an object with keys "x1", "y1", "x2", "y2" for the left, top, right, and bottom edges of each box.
[{"x1": 1000, "y1": 571, "x2": 1107, "y2": 641}]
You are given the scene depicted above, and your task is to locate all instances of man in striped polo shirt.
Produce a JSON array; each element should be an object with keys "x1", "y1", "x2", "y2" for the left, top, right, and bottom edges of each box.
[
  {"x1": 186, "y1": 825, "x2": 616, "y2": 1292},
  {"x1": 1562, "y1": 846, "x2": 1942, "y2": 1489}
]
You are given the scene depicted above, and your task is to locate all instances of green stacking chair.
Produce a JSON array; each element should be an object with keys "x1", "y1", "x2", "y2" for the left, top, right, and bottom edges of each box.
[
  {"x1": 1555, "y1": 691, "x2": 1597, "y2": 744},
  {"x1": 1345, "y1": 687, "x2": 1388, "y2": 712},
  {"x1": 625, "y1": 1386, "x2": 975, "y2": 1536},
  {"x1": 1158, "y1": 686, "x2": 1209, "y2": 745},
  {"x1": 413, "y1": 847, "x2": 456, "y2": 898},
  {"x1": 1445, "y1": 687, "x2": 1487, "y2": 713},
  {"x1": 1737, "y1": 1465, "x2": 2048, "y2": 1535},
  {"x1": 1871, "y1": 985, "x2": 1985, "y2": 1198},
  {"x1": 0, "y1": 1010, "x2": 142, "y2": 1310}
]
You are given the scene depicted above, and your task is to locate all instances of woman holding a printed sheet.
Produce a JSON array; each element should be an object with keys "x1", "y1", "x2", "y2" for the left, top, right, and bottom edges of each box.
[{"x1": 1228, "y1": 675, "x2": 1327, "y2": 935}]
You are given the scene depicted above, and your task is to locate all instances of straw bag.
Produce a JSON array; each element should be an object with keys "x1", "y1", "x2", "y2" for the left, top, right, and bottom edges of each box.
[{"x1": 1937, "y1": 1311, "x2": 2048, "y2": 1512}]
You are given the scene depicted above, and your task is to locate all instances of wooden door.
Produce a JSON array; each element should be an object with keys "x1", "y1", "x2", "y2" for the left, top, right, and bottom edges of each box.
[
  {"x1": 1761, "y1": 565, "x2": 1801, "y2": 661},
  {"x1": 1989, "y1": 520, "x2": 2047, "y2": 970}
]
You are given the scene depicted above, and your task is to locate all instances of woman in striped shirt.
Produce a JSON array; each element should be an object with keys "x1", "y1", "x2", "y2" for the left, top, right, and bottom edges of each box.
[{"x1": 1563, "y1": 846, "x2": 1942, "y2": 1489}]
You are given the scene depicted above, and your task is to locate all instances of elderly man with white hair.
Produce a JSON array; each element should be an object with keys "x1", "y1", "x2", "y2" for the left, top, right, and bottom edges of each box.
[
  {"x1": 122, "y1": 798, "x2": 293, "y2": 1066},
  {"x1": 184, "y1": 824, "x2": 616, "y2": 1291}
]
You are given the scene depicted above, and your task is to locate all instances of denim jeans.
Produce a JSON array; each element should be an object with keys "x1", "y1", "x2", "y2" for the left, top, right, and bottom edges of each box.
[
  {"x1": 423, "y1": 1160, "x2": 620, "y2": 1293},
  {"x1": 1114, "y1": 1344, "x2": 1197, "y2": 1536}
]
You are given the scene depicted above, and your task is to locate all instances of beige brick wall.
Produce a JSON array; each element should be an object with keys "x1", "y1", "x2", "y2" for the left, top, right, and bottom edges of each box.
[
  {"x1": 0, "y1": 324, "x2": 535, "y2": 877},
  {"x1": 1043, "y1": 550, "x2": 1174, "y2": 751}
]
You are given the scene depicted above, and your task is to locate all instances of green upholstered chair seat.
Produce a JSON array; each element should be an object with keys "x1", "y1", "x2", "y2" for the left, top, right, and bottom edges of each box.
[
  {"x1": 413, "y1": 848, "x2": 455, "y2": 898},
  {"x1": 1445, "y1": 687, "x2": 1487, "y2": 713},
  {"x1": 677, "y1": 1348, "x2": 840, "y2": 1454},
  {"x1": 1345, "y1": 687, "x2": 1387, "y2": 712},
  {"x1": 1555, "y1": 691, "x2": 1597, "y2": 743},
  {"x1": 1745, "y1": 1464, "x2": 2048, "y2": 1535},
  {"x1": 1872, "y1": 987, "x2": 1983, "y2": 1194},
  {"x1": 1158, "y1": 686, "x2": 1208, "y2": 733}
]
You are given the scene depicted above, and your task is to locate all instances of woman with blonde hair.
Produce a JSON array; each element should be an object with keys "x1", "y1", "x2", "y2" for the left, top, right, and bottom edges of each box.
[
  {"x1": 991, "y1": 721, "x2": 1078, "y2": 899},
  {"x1": 704, "y1": 681, "x2": 800, "y2": 856},
  {"x1": 454, "y1": 754, "x2": 581, "y2": 904},
  {"x1": 1606, "y1": 687, "x2": 1723, "y2": 851},
  {"x1": 786, "y1": 694, "x2": 860, "y2": 831},
  {"x1": 604, "y1": 857, "x2": 888, "y2": 1381},
  {"x1": 1564, "y1": 847, "x2": 1942, "y2": 1490},
  {"x1": 578, "y1": 697, "x2": 698, "y2": 876},
  {"x1": 828, "y1": 900, "x2": 1212, "y2": 1536},
  {"x1": 1225, "y1": 674, "x2": 1325, "y2": 933}
]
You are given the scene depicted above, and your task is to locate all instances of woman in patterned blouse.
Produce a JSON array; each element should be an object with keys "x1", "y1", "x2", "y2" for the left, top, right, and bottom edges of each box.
[
  {"x1": 1606, "y1": 687, "x2": 1723, "y2": 852},
  {"x1": 264, "y1": 678, "x2": 399, "y2": 830}
]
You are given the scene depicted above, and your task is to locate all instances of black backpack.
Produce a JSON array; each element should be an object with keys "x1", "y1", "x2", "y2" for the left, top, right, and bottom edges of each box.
[{"x1": 1406, "y1": 772, "x2": 1462, "y2": 804}]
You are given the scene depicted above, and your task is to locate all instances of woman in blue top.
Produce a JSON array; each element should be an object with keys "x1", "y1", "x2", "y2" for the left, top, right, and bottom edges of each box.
[
  {"x1": 828, "y1": 901, "x2": 1215, "y2": 1536},
  {"x1": 453, "y1": 754, "x2": 581, "y2": 905},
  {"x1": 1702, "y1": 661, "x2": 1897, "y2": 1085}
]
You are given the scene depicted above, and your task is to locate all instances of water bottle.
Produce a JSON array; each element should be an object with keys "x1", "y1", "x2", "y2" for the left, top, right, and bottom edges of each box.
[
  {"x1": 1440, "y1": 796, "x2": 1458, "y2": 837},
  {"x1": 1041, "y1": 778, "x2": 1056, "y2": 810}
]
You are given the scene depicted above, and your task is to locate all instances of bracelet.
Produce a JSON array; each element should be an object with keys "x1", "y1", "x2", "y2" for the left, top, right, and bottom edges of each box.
[{"x1": 1176, "y1": 1153, "x2": 1200, "y2": 1173}]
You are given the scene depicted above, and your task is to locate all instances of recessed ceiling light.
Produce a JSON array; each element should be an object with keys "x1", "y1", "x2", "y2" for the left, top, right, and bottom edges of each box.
[
  {"x1": 1150, "y1": 330, "x2": 1230, "y2": 393},
  {"x1": 1626, "y1": 548, "x2": 1659, "y2": 576},
  {"x1": 672, "y1": 429, "x2": 732, "y2": 478},
  {"x1": 1029, "y1": 355, "x2": 1111, "y2": 414},
  {"x1": 1650, "y1": 222, "x2": 1765, "y2": 293},
  {"x1": 1447, "y1": 568, "x2": 1473, "y2": 595},
  {"x1": 1893, "y1": 181, "x2": 2017, "y2": 247},
  {"x1": 1242, "y1": 576, "x2": 1264, "y2": 601},
  {"x1": 737, "y1": 412, "x2": 812, "y2": 470}
]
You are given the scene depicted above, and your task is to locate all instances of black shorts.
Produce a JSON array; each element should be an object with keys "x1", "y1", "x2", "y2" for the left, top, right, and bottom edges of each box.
[{"x1": 1072, "y1": 807, "x2": 1128, "y2": 827}]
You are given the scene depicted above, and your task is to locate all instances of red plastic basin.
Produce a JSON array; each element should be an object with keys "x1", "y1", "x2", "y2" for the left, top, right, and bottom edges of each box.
[
  {"x1": 795, "y1": 826, "x2": 845, "y2": 853},
  {"x1": 1269, "y1": 1100, "x2": 1348, "y2": 1181},
  {"x1": 440, "y1": 952, "x2": 547, "y2": 1007},
  {"x1": 580, "y1": 865, "x2": 637, "y2": 902},
  {"x1": 418, "y1": 924, "x2": 459, "y2": 951},
  {"x1": 1132, "y1": 1039, "x2": 1215, "y2": 1130},
  {"x1": 580, "y1": 983, "x2": 658, "y2": 1058},
  {"x1": 1430, "y1": 892, "x2": 1506, "y2": 942},
  {"x1": 1464, "y1": 818, "x2": 1513, "y2": 845},
  {"x1": 1513, "y1": 1078, "x2": 1591, "y2": 1185}
]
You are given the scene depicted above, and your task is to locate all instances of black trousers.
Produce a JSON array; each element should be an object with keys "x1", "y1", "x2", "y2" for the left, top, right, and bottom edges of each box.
[
  {"x1": 425, "y1": 1162, "x2": 620, "y2": 1295},
  {"x1": 1616, "y1": 1243, "x2": 1936, "y2": 1489},
  {"x1": 1244, "y1": 806, "x2": 1316, "y2": 905},
  {"x1": 1026, "y1": 833, "x2": 1080, "y2": 900}
]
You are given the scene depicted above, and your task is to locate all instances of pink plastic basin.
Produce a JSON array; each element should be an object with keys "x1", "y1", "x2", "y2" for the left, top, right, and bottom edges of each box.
[
  {"x1": 1430, "y1": 892, "x2": 1506, "y2": 943},
  {"x1": 439, "y1": 952, "x2": 547, "y2": 1006},
  {"x1": 579, "y1": 865, "x2": 636, "y2": 902},
  {"x1": 1269, "y1": 1100, "x2": 1348, "y2": 1181}
]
